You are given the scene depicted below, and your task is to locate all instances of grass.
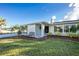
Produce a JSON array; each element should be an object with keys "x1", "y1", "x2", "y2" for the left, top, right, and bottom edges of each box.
[{"x1": 0, "y1": 38, "x2": 79, "y2": 56}]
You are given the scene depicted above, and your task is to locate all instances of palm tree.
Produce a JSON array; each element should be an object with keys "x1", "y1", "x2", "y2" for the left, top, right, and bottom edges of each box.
[
  {"x1": 20, "y1": 24, "x2": 27, "y2": 32},
  {"x1": 11, "y1": 27, "x2": 15, "y2": 33},
  {"x1": 24, "y1": 24, "x2": 27, "y2": 30},
  {"x1": 11, "y1": 24, "x2": 20, "y2": 33},
  {"x1": 0, "y1": 16, "x2": 6, "y2": 33},
  {"x1": 13, "y1": 24, "x2": 20, "y2": 30},
  {"x1": 0, "y1": 17, "x2": 6, "y2": 26},
  {"x1": 20, "y1": 25, "x2": 25, "y2": 31}
]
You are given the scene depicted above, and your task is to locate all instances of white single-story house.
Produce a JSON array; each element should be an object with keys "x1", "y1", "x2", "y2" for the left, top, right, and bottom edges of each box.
[
  {"x1": 27, "y1": 20, "x2": 79, "y2": 38},
  {"x1": 27, "y1": 22, "x2": 54, "y2": 38}
]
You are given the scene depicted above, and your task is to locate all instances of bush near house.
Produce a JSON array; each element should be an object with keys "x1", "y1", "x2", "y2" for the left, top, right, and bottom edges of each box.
[
  {"x1": 46, "y1": 32, "x2": 53, "y2": 38},
  {"x1": 68, "y1": 33, "x2": 78, "y2": 37},
  {"x1": 55, "y1": 32, "x2": 61, "y2": 36},
  {"x1": 47, "y1": 32, "x2": 52, "y2": 36}
]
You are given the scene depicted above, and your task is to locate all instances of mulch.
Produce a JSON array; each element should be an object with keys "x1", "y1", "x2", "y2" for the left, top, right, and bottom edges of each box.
[
  {"x1": 45, "y1": 35, "x2": 79, "y2": 42},
  {"x1": 0, "y1": 35, "x2": 79, "y2": 42}
]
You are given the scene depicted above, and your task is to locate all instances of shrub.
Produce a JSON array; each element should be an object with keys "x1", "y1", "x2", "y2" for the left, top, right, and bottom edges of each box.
[
  {"x1": 55, "y1": 32, "x2": 61, "y2": 36},
  {"x1": 68, "y1": 33, "x2": 78, "y2": 37},
  {"x1": 47, "y1": 32, "x2": 52, "y2": 36}
]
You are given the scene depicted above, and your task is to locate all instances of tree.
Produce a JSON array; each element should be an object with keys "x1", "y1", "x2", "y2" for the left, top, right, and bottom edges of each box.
[
  {"x1": 24, "y1": 24, "x2": 27, "y2": 30},
  {"x1": 20, "y1": 25, "x2": 25, "y2": 31},
  {"x1": 17, "y1": 29, "x2": 22, "y2": 36},
  {"x1": 0, "y1": 16, "x2": 6, "y2": 26},
  {"x1": 76, "y1": 23, "x2": 79, "y2": 34},
  {"x1": 20, "y1": 24, "x2": 27, "y2": 32},
  {"x1": 54, "y1": 26, "x2": 58, "y2": 32},
  {"x1": 0, "y1": 16, "x2": 6, "y2": 33},
  {"x1": 65, "y1": 26, "x2": 69, "y2": 32},
  {"x1": 11, "y1": 27, "x2": 15, "y2": 33},
  {"x1": 10, "y1": 24, "x2": 20, "y2": 33},
  {"x1": 12, "y1": 24, "x2": 20, "y2": 30},
  {"x1": 70, "y1": 25, "x2": 77, "y2": 33},
  {"x1": 77, "y1": 24, "x2": 79, "y2": 31}
]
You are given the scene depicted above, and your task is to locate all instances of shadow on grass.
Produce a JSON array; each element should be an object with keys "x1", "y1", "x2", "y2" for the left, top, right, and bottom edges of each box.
[
  {"x1": 18, "y1": 39, "x2": 79, "y2": 56},
  {"x1": 0, "y1": 38, "x2": 79, "y2": 56},
  {"x1": 0, "y1": 40, "x2": 46, "y2": 56}
]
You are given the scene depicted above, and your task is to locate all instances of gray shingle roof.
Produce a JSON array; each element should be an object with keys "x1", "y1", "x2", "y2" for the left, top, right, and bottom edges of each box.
[
  {"x1": 27, "y1": 20, "x2": 79, "y2": 25},
  {"x1": 54, "y1": 20, "x2": 79, "y2": 25},
  {"x1": 27, "y1": 21, "x2": 52, "y2": 25}
]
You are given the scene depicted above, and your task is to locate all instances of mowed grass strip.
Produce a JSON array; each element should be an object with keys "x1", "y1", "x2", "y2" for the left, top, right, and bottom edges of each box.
[{"x1": 0, "y1": 38, "x2": 79, "y2": 56}]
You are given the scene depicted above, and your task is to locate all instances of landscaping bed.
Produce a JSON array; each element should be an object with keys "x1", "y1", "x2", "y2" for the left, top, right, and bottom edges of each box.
[
  {"x1": 45, "y1": 35, "x2": 79, "y2": 41},
  {"x1": 0, "y1": 34, "x2": 79, "y2": 41}
]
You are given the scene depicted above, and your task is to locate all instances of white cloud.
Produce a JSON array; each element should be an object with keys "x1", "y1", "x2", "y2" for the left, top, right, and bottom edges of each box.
[
  {"x1": 73, "y1": 3, "x2": 79, "y2": 7},
  {"x1": 64, "y1": 15, "x2": 68, "y2": 19},
  {"x1": 51, "y1": 16, "x2": 56, "y2": 23},
  {"x1": 63, "y1": 3, "x2": 79, "y2": 21},
  {"x1": 59, "y1": 19, "x2": 63, "y2": 22},
  {"x1": 52, "y1": 16, "x2": 56, "y2": 19},
  {"x1": 69, "y1": 3, "x2": 74, "y2": 7}
]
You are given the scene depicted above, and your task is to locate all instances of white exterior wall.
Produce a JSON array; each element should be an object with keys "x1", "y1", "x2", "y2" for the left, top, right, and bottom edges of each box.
[
  {"x1": 49, "y1": 25, "x2": 54, "y2": 34},
  {"x1": 27, "y1": 24, "x2": 45, "y2": 38},
  {"x1": 27, "y1": 24, "x2": 36, "y2": 36},
  {"x1": 35, "y1": 24, "x2": 41, "y2": 38},
  {"x1": 41, "y1": 24, "x2": 45, "y2": 37}
]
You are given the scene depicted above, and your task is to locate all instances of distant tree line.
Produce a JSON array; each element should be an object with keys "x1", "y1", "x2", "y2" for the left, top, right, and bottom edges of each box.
[{"x1": 11, "y1": 24, "x2": 27, "y2": 32}]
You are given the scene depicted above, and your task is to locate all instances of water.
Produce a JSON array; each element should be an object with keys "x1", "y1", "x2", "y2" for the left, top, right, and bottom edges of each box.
[
  {"x1": 0, "y1": 33, "x2": 17, "y2": 38},
  {"x1": 0, "y1": 32, "x2": 27, "y2": 38}
]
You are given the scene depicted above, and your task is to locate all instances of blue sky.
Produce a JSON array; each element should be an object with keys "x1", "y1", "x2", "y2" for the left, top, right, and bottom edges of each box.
[{"x1": 0, "y1": 3, "x2": 72, "y2": 27}]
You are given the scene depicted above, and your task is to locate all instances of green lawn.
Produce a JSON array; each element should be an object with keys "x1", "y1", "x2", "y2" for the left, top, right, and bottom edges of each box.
[{"x1": 0, "y1": 38, "x2": 79, "y2": 56}]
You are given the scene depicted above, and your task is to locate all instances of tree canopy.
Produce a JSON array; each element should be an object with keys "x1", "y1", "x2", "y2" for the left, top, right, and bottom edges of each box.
[{"x1": 0, "y1": 16, "x2": 6, "y2": 26}]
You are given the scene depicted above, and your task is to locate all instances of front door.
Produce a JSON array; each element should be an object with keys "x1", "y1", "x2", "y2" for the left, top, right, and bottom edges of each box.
[{"x1": 44, "y1": 26, "x2": 49, "y2": 33}]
